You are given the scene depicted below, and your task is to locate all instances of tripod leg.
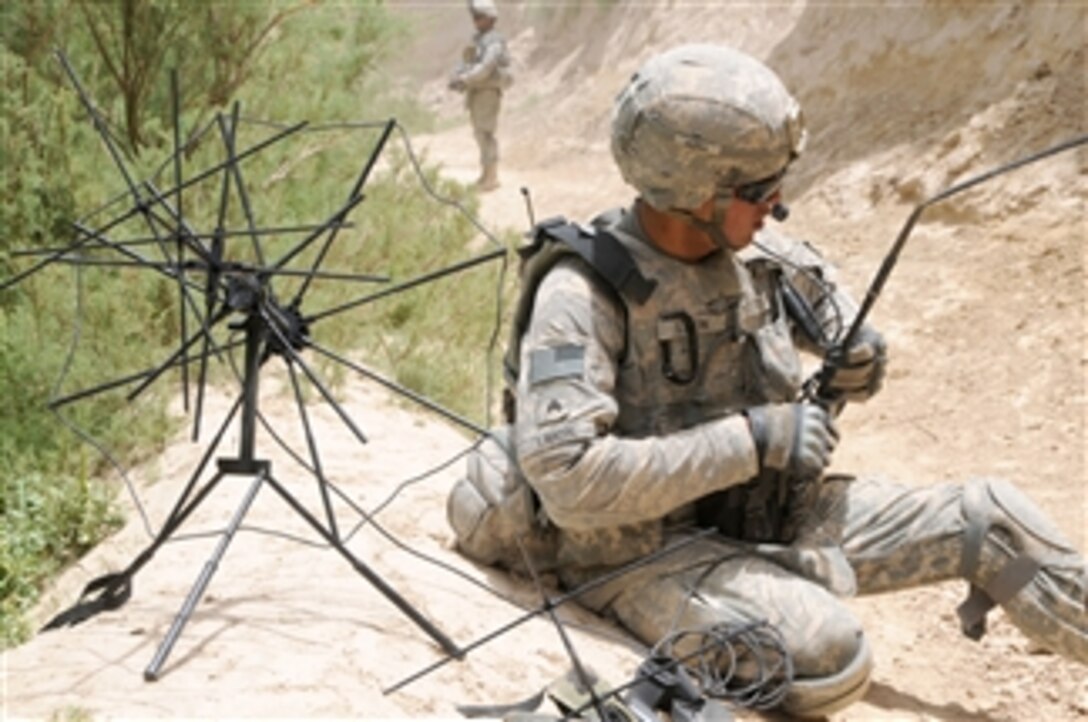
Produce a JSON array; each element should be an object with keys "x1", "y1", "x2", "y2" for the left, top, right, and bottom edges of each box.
[
  {"x1": 261, "y1": 472, "x2": 461, "y2": 657},
  {"x1": 144, "y1": 471, "x2": 265, "y2": 681}
]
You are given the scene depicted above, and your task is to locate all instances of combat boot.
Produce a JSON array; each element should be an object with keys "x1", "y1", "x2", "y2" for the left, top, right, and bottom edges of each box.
[{"x1": 476, "y1": 163, "x2": 500, "y2": 192}]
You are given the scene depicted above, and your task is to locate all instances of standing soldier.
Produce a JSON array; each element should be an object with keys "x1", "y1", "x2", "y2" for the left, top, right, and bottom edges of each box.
[{"x1": 448, "y1": 0, "x2": 512, "y2": 192}]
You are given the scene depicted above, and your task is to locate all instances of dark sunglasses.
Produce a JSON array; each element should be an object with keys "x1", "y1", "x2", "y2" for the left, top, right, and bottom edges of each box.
[{"x1": 733, "y1": 169, "x2": 787, "y2": 204}]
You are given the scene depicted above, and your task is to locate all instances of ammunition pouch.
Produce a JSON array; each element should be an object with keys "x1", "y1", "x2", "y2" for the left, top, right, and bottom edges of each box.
[{"x1": 695, "y1": 469, "x2": 794, "y2": 544}]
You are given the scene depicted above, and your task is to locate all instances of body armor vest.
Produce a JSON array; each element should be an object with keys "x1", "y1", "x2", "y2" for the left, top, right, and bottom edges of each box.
[
  {"x1": 608, "y1": 224, "x2": 803, "y2": 439},
  {"x1": 608, "y1": 219, "x2": 806, "y2": 543},
  {"x1": 508, "y1": 213, "x2": 810, "y2": 549}
]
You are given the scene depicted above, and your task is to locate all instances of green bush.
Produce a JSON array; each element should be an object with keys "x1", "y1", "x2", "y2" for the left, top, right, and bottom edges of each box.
[{"x1": 1, "y1": 468, "x2": 122, "y2": 646}]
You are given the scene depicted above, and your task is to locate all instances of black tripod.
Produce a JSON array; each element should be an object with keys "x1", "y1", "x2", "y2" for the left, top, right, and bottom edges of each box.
[
  {"x1": 138, "y1": 275, "x2": 460, "y2": 679},
  {"x1": 38, "y1": 264, "x2": 464, "y2": 678}
]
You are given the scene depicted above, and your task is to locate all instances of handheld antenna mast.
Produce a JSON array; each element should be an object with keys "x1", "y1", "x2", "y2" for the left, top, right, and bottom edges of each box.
[{"x1": 813, "y1": 132, "x2": 1088, "y2": 398}]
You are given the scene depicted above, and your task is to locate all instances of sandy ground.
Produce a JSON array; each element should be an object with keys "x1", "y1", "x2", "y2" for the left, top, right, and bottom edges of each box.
[{"x1": 4, "y1": 2, "x2": 1087, "y2": 721}]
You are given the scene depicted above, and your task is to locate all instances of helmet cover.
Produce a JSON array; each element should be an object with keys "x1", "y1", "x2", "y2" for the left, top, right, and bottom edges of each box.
[
  {"x1": 469, "y1": 0, "x2": 498, "y2": 19},
  {"x1": 611, "y1": 44, "x2": 806, "y2": 211}
]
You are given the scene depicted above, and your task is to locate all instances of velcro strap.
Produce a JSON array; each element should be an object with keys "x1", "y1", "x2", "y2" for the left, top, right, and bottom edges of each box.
[
  {"x1": 956, "y1": 554, "x2": 1040, "y2": 641},
  {"x1": 956, "y1": 584, "x2": 994, "y2": 641}
]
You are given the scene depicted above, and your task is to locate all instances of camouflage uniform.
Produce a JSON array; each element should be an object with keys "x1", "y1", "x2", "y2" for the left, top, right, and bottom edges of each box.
[
  {"x1": 450, "y1": 23, "x2": 510, "y2": 188},
  {"x1": 513, "y1": 208, "x2": 1087, "y2": 716},
  {"x1": 452, "y1": 43, "x2": 1087, "y2": 718}
]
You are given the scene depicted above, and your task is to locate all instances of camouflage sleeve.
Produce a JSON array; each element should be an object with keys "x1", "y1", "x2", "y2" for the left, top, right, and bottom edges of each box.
[
  {"x1": 514, "y1": 259, "x2": 760, "y2": 532},
  {"x1": 459, "y1": 37, "x2": 505, "y2": 88}
]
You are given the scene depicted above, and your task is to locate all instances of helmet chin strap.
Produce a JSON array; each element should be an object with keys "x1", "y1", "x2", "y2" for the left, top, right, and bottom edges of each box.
[
  {"x1": 674, "y1": 195, "x2": 791, "y2": 252},
  {"x1": 673, "y1": 196, "x2": 735, "y2": 251}
]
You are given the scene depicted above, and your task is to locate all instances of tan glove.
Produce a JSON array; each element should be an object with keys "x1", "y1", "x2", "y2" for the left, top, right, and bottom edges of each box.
[
  {"x1": 825, "y1": 325, "x2": 887, "y2": 402},
  {"x1": 748, "y1": 403, "x2": 839, "y2": 479},
  {"x1": 448, "y1": 74, "x2": 467, "y2": 92}
]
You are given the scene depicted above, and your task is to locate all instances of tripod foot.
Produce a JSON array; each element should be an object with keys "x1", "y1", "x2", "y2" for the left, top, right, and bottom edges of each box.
[{"x1": 41, "y1": 572, "x2": 132, "y2": 631}]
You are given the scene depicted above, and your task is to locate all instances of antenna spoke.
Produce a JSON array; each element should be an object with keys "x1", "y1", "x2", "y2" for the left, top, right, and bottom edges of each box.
[
  {"x1": 154, "y1": 119, "x2": 310, "y2": 202},
  {"x1": 271, "y1": 192, "x2": 367, "y2": 271},
  {"x1": 383, "y1": 529, "x2": 715, "y2": 695},
  {"x1": 220, "y1": 103, "x2": 267, "y2": 267},
  {"x1": 56, "y1": 51, "x2": 141, "y2": 202},
  {"x1": 14, "y1": 223, "x2": 357, "y2": 256},
  {"x1": 48, "y1": 337, "x2": 244, "y2": 410},
  {"x1": 515, "y1": 538, "x2": 608, "y2": 719},
  {"x1": 291, "y1": 119, "x2": 396, "y2": 306},
  {"x1": 171, "y1": 68, "x2": 191, "y2": 413},
  {"x1": 127, "y1": 304, "x2": 233, "y2": 403},
  {"x1": 308, "y1": 340, "x2": 486, "y2": 436},
  {"x1": 1, "y1": 230, "x2": 100, "y2": 292},
  {"x1": 306, "y1": 248, "x2": 506, "y2": 325}
]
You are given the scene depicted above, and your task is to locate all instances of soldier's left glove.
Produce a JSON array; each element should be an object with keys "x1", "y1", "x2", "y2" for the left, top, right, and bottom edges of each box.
[
  {"x1": 748, "y1": 403, "x2": 839, "y2": 479},
  {"x1": 825, "y1": 325, "x2": 887, "y2": 402},
  {"x1": 448, "y1": 76, "x2": 467, "y2": 92}
]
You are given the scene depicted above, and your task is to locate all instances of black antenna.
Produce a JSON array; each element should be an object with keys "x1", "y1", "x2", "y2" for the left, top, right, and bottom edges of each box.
[
  {"x1": 170, "y1": 68, "x2": 190, "y2": 414},
  {"x1": 514, "y1": 536, "x2": 609, "y2": 720},
  {"x1": 810, "y1": 132, "x2": 1088, "y2": 399},
  {"x1": 384, "y1": 528, "x2": 715, "y2": 695},
  {"x1": 8, "y1": 50, "x2": 527, "y2": 681},
  {"x1": 521, "y1": 186, "x2": 536, "y2": 229}
]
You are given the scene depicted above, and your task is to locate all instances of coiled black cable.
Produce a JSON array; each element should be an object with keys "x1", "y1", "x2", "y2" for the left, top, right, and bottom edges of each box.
[{"x1": 650, "y1": 620, "x2": 794, "y2": 711}]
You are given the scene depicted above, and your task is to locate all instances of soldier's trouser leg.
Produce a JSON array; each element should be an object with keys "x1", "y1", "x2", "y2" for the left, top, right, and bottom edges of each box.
[
  {"x1": 573, "y1": 536, "x2": 874, "y2": 719},
  {"x1": 835, "y1": 477, "x2": 1087, "y2": 664},
  {"x1": 468, "y1": 88, "x2": 501, "y2": 179}
]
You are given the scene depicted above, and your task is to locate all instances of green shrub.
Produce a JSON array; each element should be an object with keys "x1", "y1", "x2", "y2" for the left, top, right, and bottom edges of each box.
[{"x1": 1, "y1": 467, "x2": 122, "y2": 646}]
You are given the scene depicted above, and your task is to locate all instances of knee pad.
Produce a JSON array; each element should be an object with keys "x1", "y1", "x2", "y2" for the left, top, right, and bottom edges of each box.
[
  {"x1": 782, "y1": 635, "x2": 873, "y2": 719},
  {"x1": 959, "y1": 478, "x2": 1087, "y2": 661}
]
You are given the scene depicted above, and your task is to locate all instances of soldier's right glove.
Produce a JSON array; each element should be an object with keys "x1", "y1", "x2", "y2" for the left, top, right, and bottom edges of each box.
[{"x1": 747, "y1": 403, "x2": 839, "y2": 478}]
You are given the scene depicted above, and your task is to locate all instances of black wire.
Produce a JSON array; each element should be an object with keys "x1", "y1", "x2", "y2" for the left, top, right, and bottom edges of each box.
[
  {"x1": 650, "y1": 621, "x2": 793, "y2": 710},
  {"x1": 648, "y1": 549, "x2": 795, "y2": 711},
  {"x1": 751, "y1": 237, "x2": 846, "y2": 346},
  {"x1": 388, "y1": 119, "x2": 510, "y2": 428},
  {"x1": 47, "y1": 235, "x2": 156, "y2": 538}
]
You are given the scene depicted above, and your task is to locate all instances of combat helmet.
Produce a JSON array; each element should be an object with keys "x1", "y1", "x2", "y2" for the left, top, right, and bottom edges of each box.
[
  {"x1": 611, "y1": 44, "x2": 806, "y2": 212},
  {"x1": 469, "y1": 0, "x2": 498, "y2": 19}
]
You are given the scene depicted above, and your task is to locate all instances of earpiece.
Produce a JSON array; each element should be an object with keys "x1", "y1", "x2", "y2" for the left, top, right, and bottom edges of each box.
[{"x1": 771, "y1": 203, "x2": 789, "y2": 222}]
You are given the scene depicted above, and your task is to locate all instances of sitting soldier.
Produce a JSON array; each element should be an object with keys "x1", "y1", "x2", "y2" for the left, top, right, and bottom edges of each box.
[{"x1": 449, "y1": 43, "x2": 1086, "y2": 718}]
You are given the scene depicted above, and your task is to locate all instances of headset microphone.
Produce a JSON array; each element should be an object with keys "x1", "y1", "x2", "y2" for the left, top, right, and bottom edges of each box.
[{"x1": 771, "y1": 203, "x2": 789, "y2": 222}]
